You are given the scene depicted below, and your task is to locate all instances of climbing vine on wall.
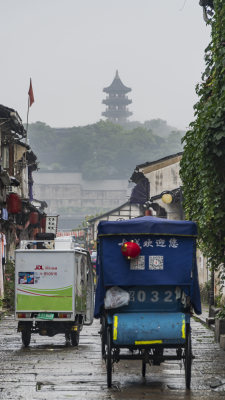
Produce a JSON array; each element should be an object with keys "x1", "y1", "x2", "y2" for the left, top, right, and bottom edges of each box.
[{"x1": 180, "y1": 0, "x2": 225, "y2": 271}]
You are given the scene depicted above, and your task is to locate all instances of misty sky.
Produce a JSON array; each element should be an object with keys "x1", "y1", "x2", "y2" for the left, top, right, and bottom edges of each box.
[{"x1": 1, "y1": 0, "x2": 210, "y2": 130}]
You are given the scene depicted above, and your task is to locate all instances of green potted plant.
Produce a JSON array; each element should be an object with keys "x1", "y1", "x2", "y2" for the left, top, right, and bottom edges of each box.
[{"x1": 215, "y1": 307, "x2": 225, "y2": 342}]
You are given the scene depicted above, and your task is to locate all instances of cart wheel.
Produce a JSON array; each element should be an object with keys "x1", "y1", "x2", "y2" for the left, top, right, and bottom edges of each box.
[
  {"x1": 106, "y1": 326, "x2": 112, "y2": 388},
  {"x1": 142, "y1": 360, "x2": 146, "y2": 377},
  {"x1": 22, "y1": 330, "x2": 31, "y2": 347},
  {"x1": 101, "y1": 317, "x2": 106, "y2": 359},
  {"x1": 70, "y1": 331, "x2": 80, "y2": 347},
  {"x1": 185, "y1": 325, "x2": 192, "y2": 389},
  {"x1": 65, "y1": 332, "x2": 70, "y2": 345}
]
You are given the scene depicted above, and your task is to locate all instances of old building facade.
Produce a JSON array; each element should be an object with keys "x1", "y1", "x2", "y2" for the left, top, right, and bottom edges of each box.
[
  {"x1": 0, "y1": 104, "x2": 47, "y2": 298},
  {"x1": 33, "y1": 172, "x2": 130, "y2": 229},
  {"x1": 130, "y1": 152, "x2": 209, "y2": 293},
  {"x1": 88, "y1": 201, "x2": 141, "y2": 244},
  {"x1": 131, "y1": 153, "x2": 183, "y2": 220}
]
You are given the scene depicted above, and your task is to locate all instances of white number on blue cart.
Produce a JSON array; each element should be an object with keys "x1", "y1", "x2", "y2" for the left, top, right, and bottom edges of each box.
[
  {"x1": 164, "y1": 290, "x2": 173, "y2": 302},
  {"x1": 150, "y1": 291, "x2": 159, "y2": 302},
  {"x1": 129, "y1": 290, "x2": 174, "y2": 303},
  {"x1": 137, "y1": 290, "x2": 146, "y2": 302}
]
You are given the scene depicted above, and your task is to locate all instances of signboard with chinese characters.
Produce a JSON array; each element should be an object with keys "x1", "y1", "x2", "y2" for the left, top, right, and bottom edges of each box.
[
  {"x1": 46, "y1": 216, "x2": 58, "y2": 234},
  {"x1": 101, "y1": 234, "x2": 195, "y2": 287}
]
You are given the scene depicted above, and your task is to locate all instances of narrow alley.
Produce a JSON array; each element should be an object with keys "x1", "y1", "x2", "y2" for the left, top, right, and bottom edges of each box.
[{"x1": 0, "y1": 312, "x2": 225, "y2": 400}]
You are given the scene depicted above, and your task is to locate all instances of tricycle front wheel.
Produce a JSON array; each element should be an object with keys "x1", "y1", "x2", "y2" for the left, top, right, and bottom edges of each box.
[
  {"x1": 70, "y1": 331, "x2": 80, "y2": 347},
  {"x1": 142, "y1": 360, "x2": 146, "y2": 377},
  {"x1": 101, "y1": 316, "x2": 106, "y2": 359},
  {"x1": 106, "y1": 326, "x2": 112, "y2": 388},
  {"x1": 22, "y1": 330, "x2": 31, "y2": 347},
  {"x1": 185, "y1": 325, "x2": 192, "y2": 389}
]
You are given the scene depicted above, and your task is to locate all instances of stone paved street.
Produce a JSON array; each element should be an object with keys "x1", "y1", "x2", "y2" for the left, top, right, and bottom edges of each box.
[{"x1": 0, "y1": 313, "x2": 225, "y2": 399}]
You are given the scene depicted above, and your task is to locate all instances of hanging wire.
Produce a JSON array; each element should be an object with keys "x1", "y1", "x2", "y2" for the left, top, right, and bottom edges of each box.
[{"x1": 0, "y1": 119, "x2": 10, "y2": 127}]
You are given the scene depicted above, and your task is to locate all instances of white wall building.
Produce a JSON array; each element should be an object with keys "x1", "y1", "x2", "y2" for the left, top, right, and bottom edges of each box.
[
  {"x1": 33, "y1": 172, "x2": 130, "y2": 229},
  {"x1": 130, "y1": 152, "x2": 209, "y2": 291},
  {"x1": 88, "y1": 201, "x2": 141, "y2": 243}
]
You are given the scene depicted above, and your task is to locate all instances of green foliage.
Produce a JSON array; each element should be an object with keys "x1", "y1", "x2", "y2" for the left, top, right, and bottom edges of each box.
[
  {"x1": 216, "y1": 305, "x2": 225, "y2": 319},
  {"x1": 215, "y1": 293, "x2": 223, "y2": 308},
  {"x1": 3, "y1": 260, "x2": 15, "y2": 310},
  {"x1": 29, "y1": 120, "x2": 183, "y2": 180},
  {"x1": 200, "y1": 281, "x2": 211, "y2": 304},
  {"x1": 180, "y1": 0, "x2": 225, "y2": 271},
  {"x1": 217, "y1": 307, "x2": 225, "y2": 319}
]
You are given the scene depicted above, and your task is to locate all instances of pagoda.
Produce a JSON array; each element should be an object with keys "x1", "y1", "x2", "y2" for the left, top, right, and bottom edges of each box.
[{"x1": 102, "y1": 70, "x2": 132, "y2": 124}]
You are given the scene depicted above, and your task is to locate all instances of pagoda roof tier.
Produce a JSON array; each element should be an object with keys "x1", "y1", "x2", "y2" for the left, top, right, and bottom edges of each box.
[
  {"x1": 103, "y1": 70, "x2": 131, "y2": 94},
  {"x1": 102, "y1": 97, "x2": 132, "y2": 106},
  {"x1": 102, "y1": 109, "x2": 133, "y2": 118}
]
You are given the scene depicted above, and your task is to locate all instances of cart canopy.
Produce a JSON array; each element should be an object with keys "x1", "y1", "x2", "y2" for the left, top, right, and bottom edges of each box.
[
  {"x1": 97, "y1": 216, "x2": 197, "y2": 236},
  {"x1": 94, "y1": 216, "x2": 201, "y2": 317}
]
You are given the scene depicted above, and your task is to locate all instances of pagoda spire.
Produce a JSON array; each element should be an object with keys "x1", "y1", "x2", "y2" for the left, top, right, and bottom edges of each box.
[{"x1": 102, "y1": 70, "x2": 132, "y2": 124}]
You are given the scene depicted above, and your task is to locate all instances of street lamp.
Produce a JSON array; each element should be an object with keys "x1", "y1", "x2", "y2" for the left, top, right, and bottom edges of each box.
[
  {"x1": 161, "y1": 192, "x2": 173, "y2": 205},
  {"x1": 161, "y1": 188, "x2": 184, "y2": 220}
]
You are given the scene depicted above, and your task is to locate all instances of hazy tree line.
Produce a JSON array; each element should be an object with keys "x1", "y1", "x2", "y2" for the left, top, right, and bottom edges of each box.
[{"x1": 28, "y1": 119, "x2": 184, "y2": 180}]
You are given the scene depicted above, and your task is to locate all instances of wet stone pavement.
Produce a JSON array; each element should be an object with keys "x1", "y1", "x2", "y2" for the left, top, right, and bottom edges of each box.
[{"x1": 0, "y1": 314, "x2": 225, "y2": 399}]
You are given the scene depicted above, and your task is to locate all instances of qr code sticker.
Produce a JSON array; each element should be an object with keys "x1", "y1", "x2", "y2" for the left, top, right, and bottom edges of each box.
[
  {"x1": 149, "y1": 256, "x2": 164, "y2": 270},
  {"x1": 130, "y1": 256, "x2": 145, "y2": 270}
]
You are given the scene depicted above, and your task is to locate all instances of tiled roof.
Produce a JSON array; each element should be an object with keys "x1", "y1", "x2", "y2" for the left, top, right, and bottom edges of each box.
[{"x1": 103, "y1": 70, "x2": 131, "y2": 93}]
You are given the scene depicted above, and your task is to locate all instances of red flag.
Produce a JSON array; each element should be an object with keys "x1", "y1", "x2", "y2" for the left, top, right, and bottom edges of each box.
[{"x1": 28, "y1": 78, "x2": 34, "y2": 107}]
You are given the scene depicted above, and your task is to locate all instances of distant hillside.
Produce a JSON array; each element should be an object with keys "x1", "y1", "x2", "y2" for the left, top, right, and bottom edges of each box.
[{"x1": 28, "y1": 119, "x2": 184, "y2": 180}]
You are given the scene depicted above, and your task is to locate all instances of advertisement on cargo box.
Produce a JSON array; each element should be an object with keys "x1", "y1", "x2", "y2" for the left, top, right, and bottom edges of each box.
[{"x1": 15, "y1": 252, "x2": 75, "y2": 312}]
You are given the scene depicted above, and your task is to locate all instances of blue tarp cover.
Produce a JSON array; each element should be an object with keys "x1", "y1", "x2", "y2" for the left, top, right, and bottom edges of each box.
[
  {"x1": 97, "y1": 216, "x2": 197, "y2": 237},
  {"x1": 94, "y1": 217, "x2": 201, "y2": 317}
]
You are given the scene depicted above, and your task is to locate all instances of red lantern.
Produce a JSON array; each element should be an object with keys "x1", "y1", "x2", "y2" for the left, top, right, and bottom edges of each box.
[
  {"x1": 7, "y1": 193, "x2": 22, "y2": 214},
  {"x1": 40, "y1": 217, "x2": 46, "y2": 231},
  {"x1": 145, "y1": 209, "x2": 152, "y2": 216},
  {"x1": 121, "y1": 241, "x2": 141, "y2": 259},
  {"x1": 29, "y1": 212, "x2": 39, "y2": 225}
]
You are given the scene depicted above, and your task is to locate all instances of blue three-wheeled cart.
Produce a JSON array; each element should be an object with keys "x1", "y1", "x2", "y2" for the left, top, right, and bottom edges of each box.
[{"x1": 94, "y1": 216, "x2": 201, "y2": 388}]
